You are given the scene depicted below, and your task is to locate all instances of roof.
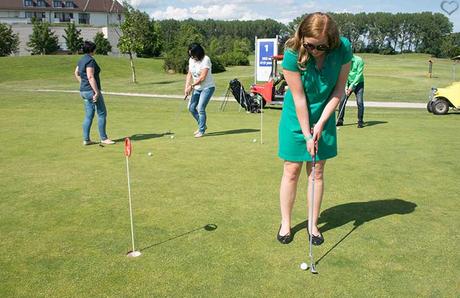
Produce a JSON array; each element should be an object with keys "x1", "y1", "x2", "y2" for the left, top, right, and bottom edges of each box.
[{"x1": 0, "y1": 0, "x2": 124, "y2": 13}]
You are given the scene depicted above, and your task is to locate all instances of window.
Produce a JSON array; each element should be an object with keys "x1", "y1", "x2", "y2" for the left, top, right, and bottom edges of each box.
[
  {"x1": 24, "y1": 0, "x2": 34, "y2": 7},
  {"x1": 54, "y1": 12, "x2": 73, "y2": 22},
  {"x1": 26, "y1": 11, "x2": 46, "y2": 20},
  {"x1": 78, "y1": 13, "x2": 90, "y2": 25},
  {"x1": 65, "y1": 1, "x2": 74, "y2": 8},
  {"x1": 37, "y1": 0, "x2": 45, "y2": 7},
  {"x1": 53, "y1": 1, "x2": 62, "y2": 8}
]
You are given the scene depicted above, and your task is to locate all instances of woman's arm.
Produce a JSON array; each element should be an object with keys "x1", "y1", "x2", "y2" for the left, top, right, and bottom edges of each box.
[
  {"x1": 185, "y1": 71, "x2": 193, "y2": 96},
  {"x1": 191, "y1": 68, "x2": 209, "y2": 87},
  {"x1": 74, "y1": 66, "x2": 81, "y2": 83},
  {"x1": 283, "y1": 69, "x2": 313, "y2": 148},
  {"x1": 86, "y1": 66, "x2": 100, "y2": 102},
  {"x1": 313, "y1": 62, "x2": 351, "y2": 141}
]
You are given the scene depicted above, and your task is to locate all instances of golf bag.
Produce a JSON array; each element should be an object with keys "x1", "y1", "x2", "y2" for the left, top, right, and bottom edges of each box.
[{"x1": 229, "y1": 79, "x2": 260, "y2": 113}]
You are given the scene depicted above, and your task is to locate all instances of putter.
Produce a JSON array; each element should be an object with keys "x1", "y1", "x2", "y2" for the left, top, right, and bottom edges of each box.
[
  {"x1": 168, "y1": 95, "x2": 189, "y2": 135},
  {"x1": 336, "y1": 93, "x2": 350, "y2": 126},
  {"x1": 307, "y1": 151, "x2": 318, "y2": 274},
  {"x1": 300, "y1": 138, "x2": 318, "y2": 274}
]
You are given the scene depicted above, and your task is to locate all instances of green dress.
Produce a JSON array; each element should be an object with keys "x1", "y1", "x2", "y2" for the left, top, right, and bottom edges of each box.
[{"x1": 278, "y1": 37, "x2": 352, "y2": 162}]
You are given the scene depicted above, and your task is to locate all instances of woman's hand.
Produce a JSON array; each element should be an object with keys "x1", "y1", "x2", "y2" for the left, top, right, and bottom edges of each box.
[
  {"x1": 184, "y1": 85, "x2": 192, "y2": 96},
  {"x1": 306, "y1": 138, "x2": 316, "y2": 156},
  {"x1": 92, "y1": 91, "x2": 99, "y2": 103},
  {"x1": 312, "y1": 122, "x2": 324, "y2": 143}
]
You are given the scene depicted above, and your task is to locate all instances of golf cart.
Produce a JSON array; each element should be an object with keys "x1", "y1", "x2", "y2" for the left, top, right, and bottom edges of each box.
[
  {"x1": 224, "y1": 55, "x2": 287, "y2": 112},
  {"x1": 250, "y1": 55, "x2": 287, "y2": 108},
  {"x1": 427, "y1": 82, "x2": 460, "y2": 115}
]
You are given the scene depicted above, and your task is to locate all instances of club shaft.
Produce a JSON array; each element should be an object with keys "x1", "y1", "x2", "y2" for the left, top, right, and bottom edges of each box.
[
  {"x1": 309, "y1": 158, "x2": 316, "y2": 265},
  {"x1": 126, "y1": 157, "x2": 136, "y2": 252}
]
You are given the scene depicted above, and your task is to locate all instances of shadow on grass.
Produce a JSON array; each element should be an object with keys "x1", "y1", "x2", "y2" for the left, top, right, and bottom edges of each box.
[
  {"x1": 149, "y1": 80, "x2": 180, "y2": 85},
  {"x1": 140, "y1": 224, "x2": 217, "y2": 252},
  {"x1": 291, "y1": 199, "x2": 417, "y2": 264},
  {"x1": 113, "y1": 132, "x2": 173, "y2": 142},
  {"x1": 339, "y1": 120, "x2": 387, "y2": 127},
  {"x1": 205, "y1": 128, "x2": 259, "y2": 137}
]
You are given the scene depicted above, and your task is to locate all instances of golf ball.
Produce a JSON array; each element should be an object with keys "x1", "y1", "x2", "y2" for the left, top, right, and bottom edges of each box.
[
  {"x1": 252, "y1": 139, "x2": 257, "y2": 143},
  {"x1": 300, "y1": 262, "x2": 308, "y2": 271},
  {"x1": 170, "y1": 135, "x2": 175, "y2": 139},
  {"x1": 337, "y1": 127, "x2": 340, "y2": 131},
  {"x1": 148, "y1": 152, "x2": 152, "y2": 156}
]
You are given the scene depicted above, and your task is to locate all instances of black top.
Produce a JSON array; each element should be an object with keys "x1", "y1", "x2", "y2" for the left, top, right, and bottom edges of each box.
[{"x1": 77, "y1": 54, "x2": 101, "y2": 92}]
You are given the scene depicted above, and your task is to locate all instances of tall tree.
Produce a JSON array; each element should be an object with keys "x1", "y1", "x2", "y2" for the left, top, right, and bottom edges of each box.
[
  {"x1": 118, "y1": 1, "x2": 156, "y2": 82},
  {"x1": 63, "y1": 22, "x2": 83, "y2": 54},
  {"x1": 27, "y1": 19, "x2": 59, "y2": 55},
  {"x1": 0, "y1": 23, "x2": 19, "y2": 56}
]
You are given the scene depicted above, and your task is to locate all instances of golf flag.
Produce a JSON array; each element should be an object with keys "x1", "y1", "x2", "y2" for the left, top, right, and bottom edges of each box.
[{"x1": 124, "y1": 138, "x2": 132, "y2": 157}]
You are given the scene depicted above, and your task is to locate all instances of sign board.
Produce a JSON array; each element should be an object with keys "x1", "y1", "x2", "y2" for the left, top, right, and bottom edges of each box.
[{"x1": 255, "y1": 37, "x2": 278, "y2": 82}]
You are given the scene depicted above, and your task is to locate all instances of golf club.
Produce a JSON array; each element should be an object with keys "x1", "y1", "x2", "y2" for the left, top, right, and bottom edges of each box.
[
  {"x1": 300, "y1": 137, "x2": 318, "y2": 274},
  {"x1": 168, "y1": 95, "x2": 189, "y2": 135},
  {"x1": 336, "y1": 93, "x2": 350, "y2": 126}
]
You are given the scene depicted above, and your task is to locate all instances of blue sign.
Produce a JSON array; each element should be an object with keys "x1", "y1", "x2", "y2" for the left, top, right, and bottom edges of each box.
[{"x1": 259, "y1": 41, "x2": 274, "y2": 67}]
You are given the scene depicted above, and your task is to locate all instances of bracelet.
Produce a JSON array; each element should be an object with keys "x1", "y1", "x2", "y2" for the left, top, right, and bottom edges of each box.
[{"x1": 304, "y1": 135, "x2": 313, "y2": 142}]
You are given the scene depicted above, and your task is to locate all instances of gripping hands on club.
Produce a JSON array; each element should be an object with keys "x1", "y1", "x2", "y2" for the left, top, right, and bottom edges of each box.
[{"x1": 306, "y1": 123, "x2": 322, "y2": 156}]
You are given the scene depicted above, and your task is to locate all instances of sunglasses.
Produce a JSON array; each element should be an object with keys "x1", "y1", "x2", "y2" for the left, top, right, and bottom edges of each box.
[{"x1": 303, "y1": 42, "x2": 329, "y2": 52}]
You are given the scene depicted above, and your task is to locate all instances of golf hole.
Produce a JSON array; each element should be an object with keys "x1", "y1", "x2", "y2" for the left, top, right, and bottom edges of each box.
[{"x1": 204, "y1": 224, "x2": 217, "y2": 231}]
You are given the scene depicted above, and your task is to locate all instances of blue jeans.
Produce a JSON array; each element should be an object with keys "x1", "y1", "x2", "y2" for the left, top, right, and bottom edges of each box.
[
  {"x1": 338, "y1": 82, "x2": 364, "y2": 123},
  {"x1": 80, "y1": 91, "x2": 108, "y2": 141},
  {"x1": 188, "y1": 87, "x2": 215, "y2": 133}
]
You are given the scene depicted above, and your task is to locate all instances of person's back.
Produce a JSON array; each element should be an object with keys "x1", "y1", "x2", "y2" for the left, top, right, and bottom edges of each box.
[{"x1": 77, "y1": 54, "x2": 101, "y2": 92}]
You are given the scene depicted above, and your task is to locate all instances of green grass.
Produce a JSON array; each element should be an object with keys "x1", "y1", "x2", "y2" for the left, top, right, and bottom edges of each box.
[
  {"x1": 0, "y1": 87, "x2": 458, "y2": 297},
  {"x1": 0, "y1": 53, "x2": 457, "y2": 102}
]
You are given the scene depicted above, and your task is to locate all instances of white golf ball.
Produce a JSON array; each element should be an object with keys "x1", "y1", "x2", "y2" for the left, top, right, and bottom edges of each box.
[
  {"x1": 337, "y1": 127, "x2": 340, "y2": 131},
  {"x1": 252, "y1": 139, "x2": 257, "y2": 143},
  {"x1": 170, "y1": 135, "x2": 175, "y2": 139},
  {"x1": 300, "y1": 262, "x2": 308, "y2": 271},
  {"x1": 148, "y1": 152, "x2": 152, "y2": 156}
]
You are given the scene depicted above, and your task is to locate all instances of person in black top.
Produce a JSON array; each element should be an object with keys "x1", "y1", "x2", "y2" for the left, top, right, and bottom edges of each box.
[{"x1": 74, "y1": 41, "x2": 115, "y2": 146}]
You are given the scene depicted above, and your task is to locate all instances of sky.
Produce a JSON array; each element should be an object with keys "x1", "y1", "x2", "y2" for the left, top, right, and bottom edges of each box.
[{"x1": 127, "y1": 0, "x2": 460, "y2": 32}]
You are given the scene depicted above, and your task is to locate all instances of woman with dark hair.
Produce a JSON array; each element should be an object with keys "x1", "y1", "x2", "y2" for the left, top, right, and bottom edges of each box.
[
  {"x1": 276, "y1": 12, "x2": 351, "y2": 245},
  {"x1": 74, "y1": 41, "x2": 115, "y2": 146},
  {"x1": 184, "y1": 43, "x2": 215, "y2": 138}
]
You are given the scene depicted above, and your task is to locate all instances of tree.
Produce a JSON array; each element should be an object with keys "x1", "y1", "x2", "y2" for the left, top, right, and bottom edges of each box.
[
  {"x1": 27, "y1": 19, "x2": 59, "y2": 55},
  {"x1": 0, "y1": 23, "x2": 19, "y2": 56},
  {"x1": 63, "y1": 22, "x2": 83, "y2": 54},
  {"x1": 118, "y1": 1, "x2": 155, "y2": 83},
  {"x1": 94, "y1": 32, "x2": 112, "y2": 55}
]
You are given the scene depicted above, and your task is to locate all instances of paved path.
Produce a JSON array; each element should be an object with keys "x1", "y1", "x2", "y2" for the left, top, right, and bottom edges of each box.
[{"x1": 35, "y1": 89, "x2": 427, "y2": 109}]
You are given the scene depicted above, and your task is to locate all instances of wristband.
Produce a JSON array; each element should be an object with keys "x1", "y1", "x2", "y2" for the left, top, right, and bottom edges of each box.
[{"x1": 304, "y1": 135, "x2": 313, "y2": 142}]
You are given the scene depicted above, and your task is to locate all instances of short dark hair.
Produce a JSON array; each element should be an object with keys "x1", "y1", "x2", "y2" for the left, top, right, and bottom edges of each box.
[
  {"x1": 188, "y1": 43, "x2": 205, "y2": 61},
  {"x1": 82, "y1": 41, "x2": 96, "y2": 54}
]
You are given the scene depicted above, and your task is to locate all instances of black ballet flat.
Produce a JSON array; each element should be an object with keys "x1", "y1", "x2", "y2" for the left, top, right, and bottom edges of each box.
[
  {"x1": 277, "y1": 225, "x2": 293, "y2": 244},
  {"x1": 307, "y1": 226, "x2": 324, "y2": 246},
  {"x1": 310, "y1": 233, "x2": 324, "y2": 246}
]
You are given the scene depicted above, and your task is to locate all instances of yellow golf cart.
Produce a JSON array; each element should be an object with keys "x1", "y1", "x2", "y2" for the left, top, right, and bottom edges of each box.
[{"x1": 427, "y1": 82, "x2": 460, "y2": 115}]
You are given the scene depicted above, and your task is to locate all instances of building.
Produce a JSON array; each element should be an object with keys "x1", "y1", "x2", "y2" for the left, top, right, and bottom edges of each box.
[{"x1": 0, "y1": 0, "x2": 124, "y2": 55}]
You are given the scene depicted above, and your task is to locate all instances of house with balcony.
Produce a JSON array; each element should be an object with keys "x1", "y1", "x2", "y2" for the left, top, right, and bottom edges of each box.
[{"x1": 0, "y1": 0, "x2": 125, "y2": 55}]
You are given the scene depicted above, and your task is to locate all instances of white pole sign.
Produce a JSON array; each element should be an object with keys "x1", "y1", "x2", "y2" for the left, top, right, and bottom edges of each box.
[{"x1": 255, "y1": 38, "x2": 278, "y2": 82}]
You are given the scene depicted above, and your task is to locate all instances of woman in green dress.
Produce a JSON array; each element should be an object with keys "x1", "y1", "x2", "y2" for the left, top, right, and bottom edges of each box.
[{"x1": 277, "y1": 12, "x2": 352, "y2": 245}]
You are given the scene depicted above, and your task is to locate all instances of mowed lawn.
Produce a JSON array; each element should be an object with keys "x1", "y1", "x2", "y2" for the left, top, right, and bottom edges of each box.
[
  {"x1": 0, "y1": 53, "x2": 457, "y2": 102},
  {"x1": 0, "y1": 80, "x2": 458, "y2": 297}
]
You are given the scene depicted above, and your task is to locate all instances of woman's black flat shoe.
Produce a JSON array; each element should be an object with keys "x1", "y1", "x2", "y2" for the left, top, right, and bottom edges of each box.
[
  {"x1": 277, "y1": 225, "x2": 293, "y2": 244},
  {"x1": 309, "y1": 232, "x2": 324, "y2": 246}
]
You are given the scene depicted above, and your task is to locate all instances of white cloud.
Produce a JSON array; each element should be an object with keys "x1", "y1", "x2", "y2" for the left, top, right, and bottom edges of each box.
[{"x1": 151, "y1": 4, "x2": 265, "y2": 21}]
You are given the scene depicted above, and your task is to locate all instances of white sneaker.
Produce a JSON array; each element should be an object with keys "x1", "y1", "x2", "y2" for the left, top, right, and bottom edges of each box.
[
  {"x1": 100, "y1": 139, "x2": 115, "y2": 145},
  {"x1": 194, "y1": 132, "x2": 204, "y2": 138},
  {"x1": 194, "y1": 126, "x2": 207, "y2": 135}
]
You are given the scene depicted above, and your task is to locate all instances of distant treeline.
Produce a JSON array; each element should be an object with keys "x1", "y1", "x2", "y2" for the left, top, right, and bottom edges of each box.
[{"x1": 152, "y1": 13, "x2": 458, "y2": 73}]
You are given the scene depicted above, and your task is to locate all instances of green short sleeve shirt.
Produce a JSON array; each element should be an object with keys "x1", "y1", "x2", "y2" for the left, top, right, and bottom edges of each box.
[{"x1": 278, "y1": 36, "x2": 352, "y2": 161}]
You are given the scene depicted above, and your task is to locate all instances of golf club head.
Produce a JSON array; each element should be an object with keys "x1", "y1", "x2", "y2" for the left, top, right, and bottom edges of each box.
[
  {"x1": 309, "y1": 263, "x2": 318, "y2": 274},
  {"x1": 127, "y1": 250, "x2": 141, "y2": 258}
]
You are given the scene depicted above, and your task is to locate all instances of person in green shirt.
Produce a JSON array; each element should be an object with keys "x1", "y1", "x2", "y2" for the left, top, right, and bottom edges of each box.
[
  {"x1": 336, "y1": 55, "x2": 365, "y2": 128},
  {"x1": 277, "y1": 12, "x2": 352, "y2": 245}
]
